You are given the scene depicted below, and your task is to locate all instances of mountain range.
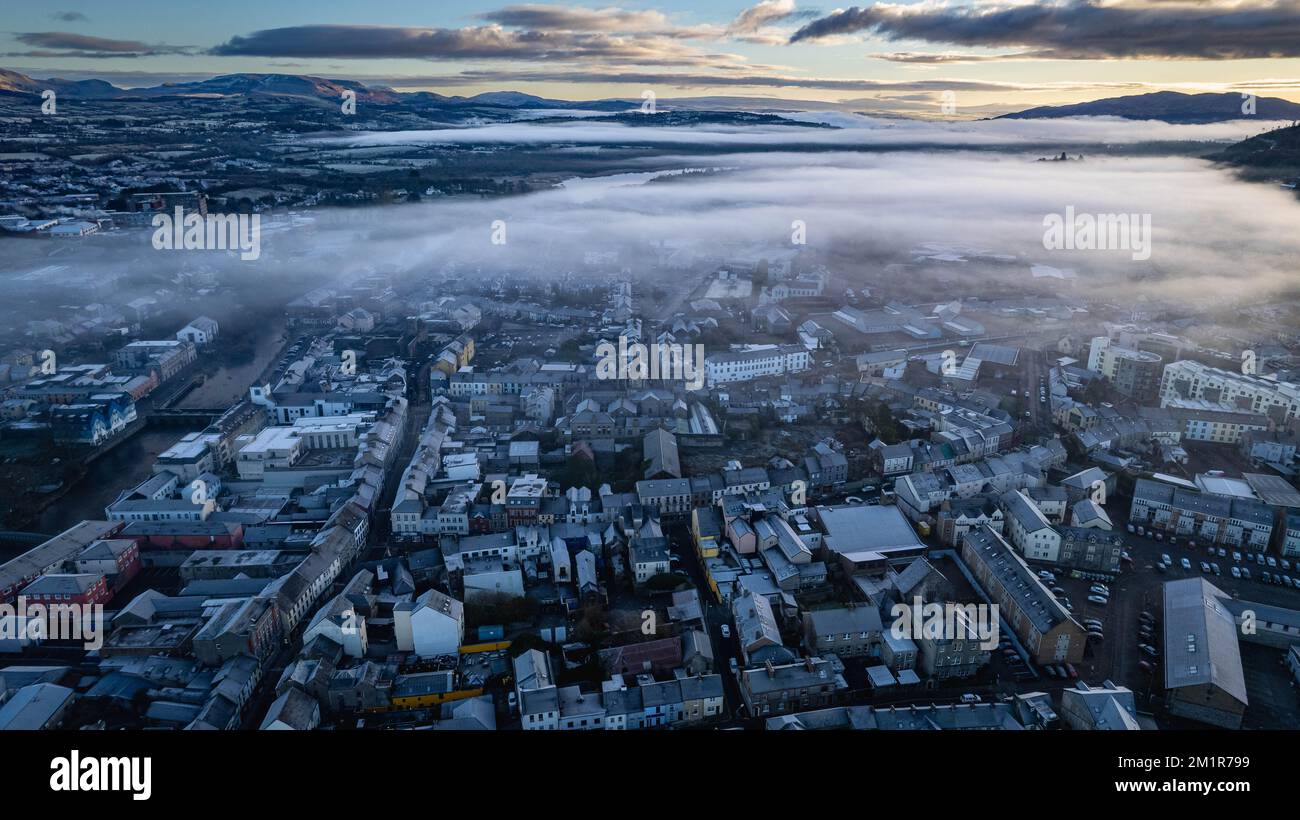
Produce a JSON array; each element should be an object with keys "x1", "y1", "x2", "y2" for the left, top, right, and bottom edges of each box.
[
  {"x1": 998, "y1": 90, "x2": 1300, "y2": 124},
  {"x1": 7, "y1": 70, "x2": 1300, "y2": 124}
]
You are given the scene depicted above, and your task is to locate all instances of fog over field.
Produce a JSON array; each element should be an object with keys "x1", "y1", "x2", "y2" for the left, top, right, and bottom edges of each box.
[{"x1": 6, "y1": 116, "x2": 1299, "y2": 315}]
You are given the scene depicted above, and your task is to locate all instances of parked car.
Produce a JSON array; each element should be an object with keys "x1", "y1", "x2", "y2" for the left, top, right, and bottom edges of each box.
[
  {"x1": 1267, "y1": 556, "x2": 1278, "y2": 568},
  {"x1": 1161, "y1": 553, "x2": 1172, "y2": 566},
  {"x1": 729, "y1": 657, "x2": 739, "y2": 675},
  {"x1": 1180, "y1": 558, "x2": 1192, "y2": 571},
  {"x1": 719, "y1": 624, "x2": 731, "y2": 639},
  {"x1": 1087, "y1": 630, "x2": 1104, "y2": 641},
  {"x1": 960, "y1": 693, "x2": 981, "y2": 704},
  {"x1": 1089, "y1": 584, "x2": 1109, "y2": 596},
  {"x1": 1241, "y1": 568, "x2": 1251, "y2": 580},
  {"x1": 1064, "y1": 663, "x2": 1079, "y2": 679},
  {"x1": 1210, "y1": 563, "x2": 1221, "y2": 576},
  {"x1": 1283, "y1": 559, "x2": 1293, "y2": 572},
  {"x1": 1232, "y1": 551, "x2": 1242, "y2": 563},
  {"x1": 1037, "y1": 570, "x2": 1055, "y2": 581},
  {"x1": 1087, "y1": 595, "x2": 1108, "y2": 605},
  {"x1": 1083, "y1": 618, "x2": 1104, "y2": 629},
  {"x1": 1230, "y1": 566, "x2": 1241, "y2": 579},
  {"x1": 1138, "y1": 660, "x2": 1153, "y2": 674},
  {"x1": 1264, "y1": 572, "x2": 1274, "y2": 584},
  {"x1": 1199, "y1": 562, "x2": 1211, "y2": 573}
]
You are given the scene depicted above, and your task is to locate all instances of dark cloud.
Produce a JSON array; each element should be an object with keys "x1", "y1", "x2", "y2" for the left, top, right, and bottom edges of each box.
[
  {"x1": 790, "y1": 1, "x2": 1300, "y2": 60},
  {"x1": 15, "y1": 31, "x2": 188, "y2": 57},
  {"x1": 51, "y1": 11, "x2": 88, "y2": 22},
  {"x1": 208, "y1": 24, "x2": 740, "y2": 67}
]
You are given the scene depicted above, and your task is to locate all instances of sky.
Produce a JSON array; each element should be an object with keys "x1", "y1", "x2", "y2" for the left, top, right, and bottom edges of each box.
[{"x1": 5, "y1": 1, "x2": 1300, "y2": 112}]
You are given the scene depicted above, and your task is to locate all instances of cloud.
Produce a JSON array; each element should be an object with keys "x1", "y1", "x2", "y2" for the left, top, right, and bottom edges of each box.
[
  {"x1": 406, "y1": 68, "x2": 1043, "y2": 93},
  {"x1": 790, "y1": 0, "x2": 1300, "y2": 60},
  {"x1": 51, "y1": 11, "x2": 87, "y2": 22},
  {"x1": 478, "y1": 4, "x2": 713, "y2": 37},
  {"x1": 12, "y1": 31, "x2": 188, "y2": 58},
  {"x1": 727, "y1": 0, "x2": 800, "y2": 33},
  {"x1": 209, "y1": 23, "x2": 743, "y2": 68}
]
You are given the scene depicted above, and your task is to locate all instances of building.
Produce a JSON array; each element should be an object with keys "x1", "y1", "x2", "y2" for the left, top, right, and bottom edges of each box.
[
  {"x1": 394, "y1": 589, "x2": 465, "y2": 658},
  {"x1": 1162, "y1": 577, "x2": 1247, "y2": 729},
  {"x1": 1129, "y1": 478, "x2": 1273, "y2": 551},
  {"x1": 0, "y1": 521, "x2": 124, "y2": 603},
  {"x1": 643, "y1": 427, "x2": 681, "y2": 480},
  {"x1": 1000, "y1": 489, "x2": 1061, "y2": 562},
  {"x1": 1160, "y1": 360, "x2": 1300, "y2": 425},
  {"x1": 0, "y1": 683, "x2": 75, "y2": 730},
  {"x1": 704, "y1": 344, "x2": 810, "y2": 387},
  {"x1": 738, "y1": 656, "x2": 845, "y2": 717},
  {"x1": 515, "y1": 648, "x2": 559, "y2": 731},
  {"x1": 176, "y1": 316, "x2": 219, "y2": 346},
  {"x1": 815, "y1": 504, "x2": 927, "y2": 576},
  {"x1": 961, "y1": 526, "x2": 1086, "y2": 665},
  {"x1": 1086, "y1": 337, "x2": 1162, "y2": 402},
  {"x1": 803, "y1": 606, "x2": 883, "y2": 659},
  {"x1": 21, "y1": 573, "x2": 111, "y2": 607},
  {"x1": 1059, "y1": 681, "x2": 1141, "y2": 730}
]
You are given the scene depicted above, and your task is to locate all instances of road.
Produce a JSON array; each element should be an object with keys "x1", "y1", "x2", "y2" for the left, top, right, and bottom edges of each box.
[{"x1": 665, "y1": 521, "x2": 750, "y2": 724}]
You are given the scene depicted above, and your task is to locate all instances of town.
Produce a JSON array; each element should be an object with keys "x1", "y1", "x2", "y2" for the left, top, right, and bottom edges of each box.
[{"x1": 2, "y1": 185, "x2": 1299, "y2": 735}]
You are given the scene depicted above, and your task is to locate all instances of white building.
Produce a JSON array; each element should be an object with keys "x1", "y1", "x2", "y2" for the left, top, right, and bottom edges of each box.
[
  {"x1": 1001, "y1": 489, "x2": 1061, "y2": 562},
  {"x1": 394, "y1": 589, "x2": 465, "y2": 657},
  {"x1": 1160, "y1": 360, "x2": 1300, "y2": 424},
  {"x1": 176, "y1": 316, "x2": 219, "y2": 346},
  {"x1": 705, "y1": 344, "x2": 810, "y2": 387}
]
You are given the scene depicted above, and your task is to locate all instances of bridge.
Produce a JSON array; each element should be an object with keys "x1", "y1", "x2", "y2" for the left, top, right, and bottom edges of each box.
[{"x1": 145, "y1": 408, "x2": 226, "y2": 427}]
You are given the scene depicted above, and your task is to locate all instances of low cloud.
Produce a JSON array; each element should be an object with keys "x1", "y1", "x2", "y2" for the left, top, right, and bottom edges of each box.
[{"x1": 12, "y1": 31, "x2": 188, "y2": 58}]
